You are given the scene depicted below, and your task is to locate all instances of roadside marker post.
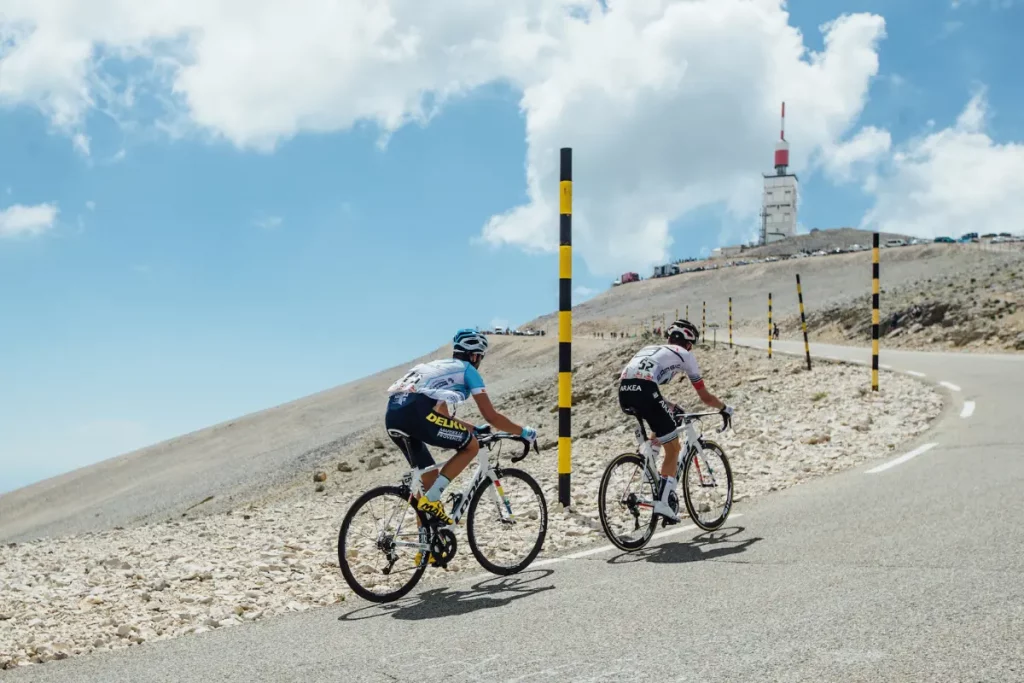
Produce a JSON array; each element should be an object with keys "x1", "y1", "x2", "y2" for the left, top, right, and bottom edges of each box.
[
  {"x1": 768, "y1": 292, "x2": 773, "y2": 359},
  {"x1": 729, "y1": 297, "x2": 733, "y2": 349},
  {"x1": 702, "y1": 301, "x2": 706, "y2": 342},
  {"x1": 796, "y1": 274, "x2": 812, "y2": 371},
  {"x1": 872, "y1": 233, "x2": 880, "y2": 392},
  {"x1": 558, "y1": 148, "x2": 572, "y2": 508}
]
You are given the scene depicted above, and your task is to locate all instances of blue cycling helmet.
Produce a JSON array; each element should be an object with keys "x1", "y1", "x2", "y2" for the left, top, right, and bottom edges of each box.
[{"x1": 453, "y1": 328, "x2": 489, "y2": 356}]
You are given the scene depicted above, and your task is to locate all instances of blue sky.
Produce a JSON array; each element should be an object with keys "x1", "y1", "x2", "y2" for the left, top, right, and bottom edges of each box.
[{"x1": 1, "y1": 0, "x2": 1021, "y2": 492}]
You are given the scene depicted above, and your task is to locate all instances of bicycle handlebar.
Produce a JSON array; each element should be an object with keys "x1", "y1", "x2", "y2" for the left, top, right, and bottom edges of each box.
[
  {"x1": 476, "y1": 429, "x2": 539, "y2": 463},
  {"x1": 674, "y1": 410, "x2": 732, "y2": 434}
]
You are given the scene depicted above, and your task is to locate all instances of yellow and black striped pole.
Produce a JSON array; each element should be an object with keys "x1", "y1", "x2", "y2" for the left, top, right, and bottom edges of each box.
[
  {"x1": 702, "y1": 301, "x2": 706, "y2": 341},
  {"x1": 729, "y1": 297, "x2": 733, "y2": 349},
  {"x1": 675, "y1": 308, "x2": 679, "y2": 322},
  {"x1": 768, "y1": 292, "x2": 773, "y2": 359},
  {"x1": 686, "y1": 304, "x2": 689, "y2": 321},
  {"x1": 558, "y1": 148, "x2": 572, "y2": 507},
  {"x1": 796, "y1": 274, "x2": 811, "y2": 371},
  {"x1": 872, "y1": 232, "x2": 880, "y2": 391}
]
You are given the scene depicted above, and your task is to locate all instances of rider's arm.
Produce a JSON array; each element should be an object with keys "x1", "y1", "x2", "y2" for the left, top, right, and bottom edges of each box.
[
  {"x1": 682, "y1": 353, "x2": 727, "y2": 411},
  {"x1": 471, "y1": 392, "x2": 522, "y2": 435},
  {"x1": 695, "y1": 385, "x2": 726, "y2": 410}
]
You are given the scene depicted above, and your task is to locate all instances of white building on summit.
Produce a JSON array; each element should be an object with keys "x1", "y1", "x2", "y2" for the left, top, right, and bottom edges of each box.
[{"x1": 760, "y1": 102, "x2": 798, "y2": 245}]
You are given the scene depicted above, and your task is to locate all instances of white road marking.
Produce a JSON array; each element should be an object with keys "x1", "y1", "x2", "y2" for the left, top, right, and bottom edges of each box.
[
  {"x1": 906, "y1": 371, "x2": 926, "y2": 378},
  {"x1": 849, "y1": 359, "x2": 866, "y2": 364},
  {"x1": 960, "y1": 401, "x2": 976, "y2": 418},
  {"x1": 865, "y1": 443, "x2": 938, "y2": 474},
  {"x1": 880, "y1": 364, "x2": 893, "y2": 370},
  {"x1": 940, "y1": 381, "x2": 962, "y2": 392}
]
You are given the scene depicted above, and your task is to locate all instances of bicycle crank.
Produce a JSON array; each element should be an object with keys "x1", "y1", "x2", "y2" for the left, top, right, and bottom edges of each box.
[{"x1": 429, "y1": 529, "x2": 458, "y2": 569}]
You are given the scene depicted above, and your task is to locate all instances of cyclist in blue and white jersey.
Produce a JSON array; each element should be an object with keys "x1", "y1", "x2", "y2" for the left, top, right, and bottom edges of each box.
[
  {"x1": 385, "y1": 329, "x2": 538, "y2": 525},
  {"x1": 618, "y1": 319, "x2": 734, "y2": 525}
]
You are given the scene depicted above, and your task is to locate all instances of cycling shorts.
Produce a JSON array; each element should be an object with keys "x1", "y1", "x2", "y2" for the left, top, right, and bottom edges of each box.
[
  {"x1": 384, "y1": 393, "x2": 474, "y2": 468},
  {"x1": 617, "y1": 379, "x2": 679, "y2": 444}
]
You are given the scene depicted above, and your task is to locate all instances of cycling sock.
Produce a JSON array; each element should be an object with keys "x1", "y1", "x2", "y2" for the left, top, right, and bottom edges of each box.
[{"x1": 425, "y1": 475, "x2": 450, "y2": 503}]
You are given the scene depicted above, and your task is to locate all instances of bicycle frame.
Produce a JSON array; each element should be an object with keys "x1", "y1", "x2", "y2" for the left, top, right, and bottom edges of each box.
[
  {"x1": 384, "y1": 440, "x2": 517, "y2": 555},
  {"x1": 631, "y1": 413, "x2": 721, "y2": 502}
]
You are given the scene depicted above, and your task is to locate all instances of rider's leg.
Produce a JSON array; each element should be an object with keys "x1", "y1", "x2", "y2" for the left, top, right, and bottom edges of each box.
[
  {"x1": 424, "y1": 435, "x2": 479, "y2": 502},
  {"x1": 430, "y1": 436, "x2": 479, "y2": 498},
  {"x1": 660, "y1": 438, "x2": 681, "y2": 478}
]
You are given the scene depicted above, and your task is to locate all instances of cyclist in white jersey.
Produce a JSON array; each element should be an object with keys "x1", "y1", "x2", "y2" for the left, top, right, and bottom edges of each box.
[
  {"x1": 385, "y1": 329, "x2": 538, "y2": 525},
  {"x1": 618, "y1": 319, "x2": 734, "y2": 525}
]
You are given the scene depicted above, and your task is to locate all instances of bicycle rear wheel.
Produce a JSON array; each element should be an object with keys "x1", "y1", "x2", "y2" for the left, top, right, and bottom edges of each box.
[
  {"x1": 598, "y1": 452, "x2": 658, "y2": 551},
  {"x1": 681, "y1": 440, "x2": 733, "y2": 531},
  {"x1": 337, "y1": 485, "x2": 429, "y2": 603},
  {"x1": 466, "y1": 468, "x2": 547, "y2": 575}
]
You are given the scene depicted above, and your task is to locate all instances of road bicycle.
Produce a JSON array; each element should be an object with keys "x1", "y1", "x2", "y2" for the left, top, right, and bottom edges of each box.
[
  {"x1": 597, "y1": 410, "x2": 734, "y2": 551},
  {"x1": 337, "y1": 428, "x2": 548, "y2": 603}
]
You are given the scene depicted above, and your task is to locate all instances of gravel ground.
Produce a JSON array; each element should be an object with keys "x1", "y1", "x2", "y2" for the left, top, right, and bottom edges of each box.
[{"x1": 0, "y1": 341, "x2": 942, "y2": 671}]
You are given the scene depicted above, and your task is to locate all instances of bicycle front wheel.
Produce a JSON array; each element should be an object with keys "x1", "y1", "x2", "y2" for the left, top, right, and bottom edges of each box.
[
  {"x1": 337, "y1": 485, "x2": 429, "y2": 603},
  {"x1": 598, "y1": 452, "x2": 658, "y2": 551},
  {"x1": 681, "y1": 439, "x2": 734, "y2": 531},
  {"x1": 466, "y1": 468, "x2": 547, "y2": 575}
]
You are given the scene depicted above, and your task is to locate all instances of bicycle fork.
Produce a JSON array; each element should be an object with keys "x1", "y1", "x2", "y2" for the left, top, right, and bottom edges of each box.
[{"x1": 487, "y1": 475, "x2": 516, "y2": 524}]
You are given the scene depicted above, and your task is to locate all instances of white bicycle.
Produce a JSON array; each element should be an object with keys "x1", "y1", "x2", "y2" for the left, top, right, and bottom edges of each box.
[
  {"x1": 337, "y1": 428, "x2": 548, "y2": 603},
  {"x1": 598, "y1": 410, "x2": 734, "y2": 551}
]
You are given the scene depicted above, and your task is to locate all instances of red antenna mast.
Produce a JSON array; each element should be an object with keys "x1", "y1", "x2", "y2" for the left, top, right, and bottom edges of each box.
[{"x1": 774, "y1": 101, "x2": 790, "y2": 174}]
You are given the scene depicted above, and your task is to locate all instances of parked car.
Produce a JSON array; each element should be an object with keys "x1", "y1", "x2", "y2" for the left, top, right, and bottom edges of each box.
[{"x1": 934, "y1": 236, "x2": 955, "y2": 243}]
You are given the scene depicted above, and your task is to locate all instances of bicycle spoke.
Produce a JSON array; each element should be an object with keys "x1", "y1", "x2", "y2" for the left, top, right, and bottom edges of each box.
[{"x1": 467, "y1": 470, "x2": 547, "y2": 575}]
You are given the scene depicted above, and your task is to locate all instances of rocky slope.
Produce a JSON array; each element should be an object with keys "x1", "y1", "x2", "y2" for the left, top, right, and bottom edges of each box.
[
  {"x1": 778, "y1": 250, "x2": 1024, "y2": 352},
  {"x1": 0, "y1": 339, "x2": 942, "y2": 670}
]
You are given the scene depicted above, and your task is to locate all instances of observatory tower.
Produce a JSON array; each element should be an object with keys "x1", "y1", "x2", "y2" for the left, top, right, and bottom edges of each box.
[{"x1": 760, "y1": 102, "x2": 799, "y2": 245}]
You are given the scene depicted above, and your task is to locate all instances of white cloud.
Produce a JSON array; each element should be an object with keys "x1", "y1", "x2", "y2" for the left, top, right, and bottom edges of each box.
[
  {"x1": 254, "y1": 215, "x2": 283, "y2": 230},
  {"x1": 72, "y1": 132, "x2": 91, "y2": 156},
  {"x1": 0, "y1": 1, "x2": 887, "y2": 273},
  {"x1": 481, "y1": 4, "x2": 888, "y2": 274},
  {"x1": 574, "y1": 285, "x2": 597, "y2": 297},
  {"x1": 0, "y1": 0, "x2": 562, "y2": 150},
  {"x1": 85, "y1": 200, "x2": 96, "y2": 210},
  {"x1": 861, "y1": 90, "x2": 1024, "y2": 239},
  {"x1": 0, "y1": 203, "x2": 60, "y2": 238},
  {"x1": 821, "y1": 126, "x2": 892, "y2": 182}
]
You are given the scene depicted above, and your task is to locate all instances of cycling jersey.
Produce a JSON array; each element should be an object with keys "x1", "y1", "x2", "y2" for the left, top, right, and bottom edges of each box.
[
  {"x1": 619, "y1": 344, "x2": 705, "y2": 390},
  {"x1": 386, "y1": 359, "x2": 487, "y2": 407}
]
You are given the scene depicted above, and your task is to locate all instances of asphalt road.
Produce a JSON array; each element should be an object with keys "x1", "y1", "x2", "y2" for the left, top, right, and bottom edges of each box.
[{"x1": 8, "y1": 340, "x2": 1024, "y2": 682}]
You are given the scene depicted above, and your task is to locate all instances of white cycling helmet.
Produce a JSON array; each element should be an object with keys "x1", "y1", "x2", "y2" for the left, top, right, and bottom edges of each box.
[
  {"x1": 667, "y1": 319, "x2": 699, "y2": 345},
  {"x1": 453, "y1": 328, "x2": 489, "y2": 356}
]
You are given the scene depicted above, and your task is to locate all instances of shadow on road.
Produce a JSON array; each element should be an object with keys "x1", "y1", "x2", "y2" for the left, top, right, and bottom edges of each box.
[
  {"x1": 607, "y1": 526, "x2": 762, "y2": 565},
  {"x1": 338, "y1": 568, "x2": 555, "y2": 623}
]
